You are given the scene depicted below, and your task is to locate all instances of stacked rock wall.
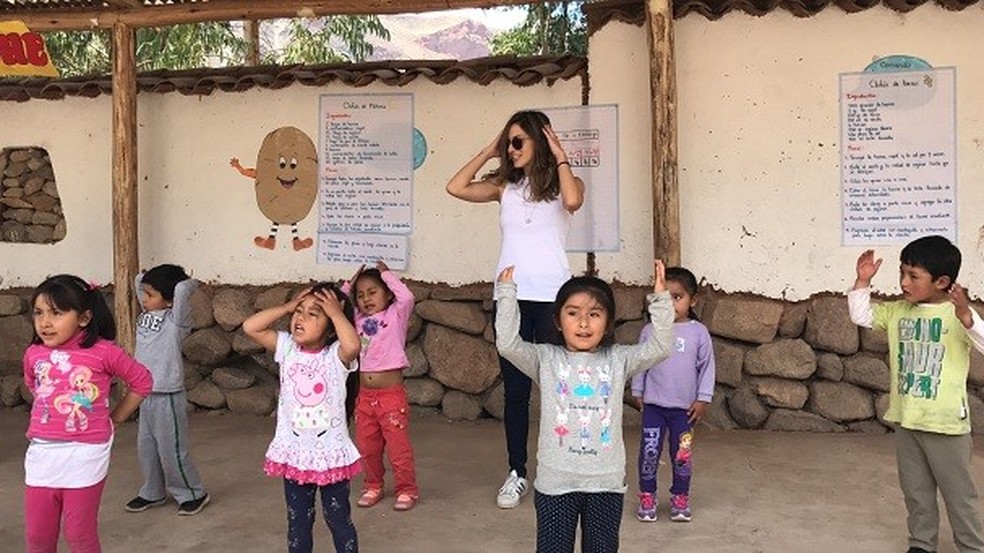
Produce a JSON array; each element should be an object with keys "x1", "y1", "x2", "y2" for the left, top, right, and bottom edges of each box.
[
  {"x1": 3, "y1": 281, "x2": 984, "y2": 434},
  {"x1": 0, "y1": 148, "x2": 66, "y2": 244}
]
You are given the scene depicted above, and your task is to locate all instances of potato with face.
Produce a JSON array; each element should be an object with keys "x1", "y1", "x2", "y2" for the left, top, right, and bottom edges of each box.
[{"x1": 230, "y1": 126, "x2": 319, "y2": 251}]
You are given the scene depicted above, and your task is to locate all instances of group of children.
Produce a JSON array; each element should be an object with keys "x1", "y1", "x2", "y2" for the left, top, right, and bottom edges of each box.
[{"x1": 20, "y1": 234, "x2": 984, "y2": 553}]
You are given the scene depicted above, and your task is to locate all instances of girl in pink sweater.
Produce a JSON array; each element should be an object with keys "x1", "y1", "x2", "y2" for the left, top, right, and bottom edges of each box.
[
  {"x1": 23, "y1": 274, "x2": 152, "y2": 552},
  {"x1": 341, "y1": 261, "x2": 419, "y2": 511}
]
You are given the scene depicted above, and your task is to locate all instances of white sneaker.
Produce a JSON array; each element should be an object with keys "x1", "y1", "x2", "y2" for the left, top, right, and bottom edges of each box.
[{"x1": 496, "y1": 470, "x2": 528, "y2": 509}]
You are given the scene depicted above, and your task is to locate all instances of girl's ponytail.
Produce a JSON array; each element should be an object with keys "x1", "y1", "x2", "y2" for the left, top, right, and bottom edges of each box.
[{"x1": 85, "y1": 283, "x2": 117, "y2": 344}]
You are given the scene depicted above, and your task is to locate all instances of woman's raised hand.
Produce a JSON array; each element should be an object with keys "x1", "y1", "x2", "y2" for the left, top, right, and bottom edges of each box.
[
  {"x1": 542, "y1": 125, "x2": 568, "y2": 163},
  {"x1": 497, "y1": 266, "x2": 515, "y2": 283},
  {"x1": 481, "y1": 134, "x2": 502, "y2": 159}
]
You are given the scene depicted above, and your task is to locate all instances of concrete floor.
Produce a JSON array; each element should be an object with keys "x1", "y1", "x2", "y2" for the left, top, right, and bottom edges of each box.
[{"x1": 2, "y1": 410, "x2": 981, "y2": 552}]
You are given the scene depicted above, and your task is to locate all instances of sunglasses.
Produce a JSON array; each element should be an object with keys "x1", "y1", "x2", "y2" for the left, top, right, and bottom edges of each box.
[{"x1": 509, "y1": 136, "x2": 527, "y2": 150}]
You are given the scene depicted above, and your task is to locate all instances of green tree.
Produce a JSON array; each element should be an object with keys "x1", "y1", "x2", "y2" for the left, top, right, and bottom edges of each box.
[
  {"x1": 40, "y1": 15, "x2": 388, "y2": 78},
  {"x1": 489, "y1": 2, "x2": 587, "y2": 57}
]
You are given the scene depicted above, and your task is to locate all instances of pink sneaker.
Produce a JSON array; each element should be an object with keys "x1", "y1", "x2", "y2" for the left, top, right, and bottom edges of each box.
[
  {"x1": 670, "y1": 493, "x2": 691, "y2": 522},
  {"x1": 636, "y1": 492, "x2": 657, "y2": 522}
]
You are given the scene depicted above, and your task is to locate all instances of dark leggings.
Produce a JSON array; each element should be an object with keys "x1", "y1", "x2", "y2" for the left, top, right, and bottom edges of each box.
[
  {"x1": 534, "y1": 491, "x2": 625, "y2": 553},
  {"x1": 499, "y1": 300, "x2": 561, "y2": 478},
  {"x1": 283, "y1": 478, "x2": 358, "y2": 553}
]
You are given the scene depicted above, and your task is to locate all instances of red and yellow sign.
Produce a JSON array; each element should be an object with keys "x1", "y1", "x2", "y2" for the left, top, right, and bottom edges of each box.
[{"x1": 0, "y1": 20, "x2": 58, "y2": 77}]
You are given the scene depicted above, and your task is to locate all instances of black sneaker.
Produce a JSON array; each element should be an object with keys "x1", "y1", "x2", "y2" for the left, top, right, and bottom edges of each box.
[
  {"x1": 177, "y1": 494, "x2": 211, "y2": 516},
  {"x1": 907, "y1": 548, "x2": 934, "y2": 553},
  {"x1": 124, "y1": 496, "x2": 166, "y2": 513}
]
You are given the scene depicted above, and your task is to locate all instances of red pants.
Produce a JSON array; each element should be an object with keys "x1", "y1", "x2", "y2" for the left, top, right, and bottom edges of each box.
[
  {"x1": 25, "y1": 479, "x2": 106, "y2": 553},
  {"x1": 355, "y1": 385, "x2": 418, "y2": 497}
]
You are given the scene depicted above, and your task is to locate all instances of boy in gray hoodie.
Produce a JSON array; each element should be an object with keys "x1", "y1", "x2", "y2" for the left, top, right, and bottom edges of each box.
[{"x1": 125, "y1": 264, "x2": 209, "y2": 516}]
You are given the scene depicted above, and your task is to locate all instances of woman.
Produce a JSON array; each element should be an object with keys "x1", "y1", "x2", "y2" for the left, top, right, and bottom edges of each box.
[{"x1": 446, "y1": 110, "x2": 585, "y2": 509}]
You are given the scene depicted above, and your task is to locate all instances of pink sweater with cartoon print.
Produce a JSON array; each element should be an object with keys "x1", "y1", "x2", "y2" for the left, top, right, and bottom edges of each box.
[
  {"x1": 23, "y1": 332, "x2": 153, "y2": 444},
  {"x1": 341, "y1": 270, "x2": 415, "y2": 372}
]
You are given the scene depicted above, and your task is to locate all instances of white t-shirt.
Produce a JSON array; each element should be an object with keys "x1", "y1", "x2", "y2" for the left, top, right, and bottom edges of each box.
[{"x1": 494, "y1": 179, "x2": 572, "y2": 302}]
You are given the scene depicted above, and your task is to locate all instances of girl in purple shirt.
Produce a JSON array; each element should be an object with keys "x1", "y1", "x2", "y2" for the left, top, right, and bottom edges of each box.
[{"x1": 631, "y1": 267, "x2": 716, "y2": 523}]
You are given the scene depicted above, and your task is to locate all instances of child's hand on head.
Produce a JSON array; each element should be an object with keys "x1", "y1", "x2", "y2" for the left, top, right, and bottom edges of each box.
[
  {"x1": 654, "y1": 259, "x2": 666, "y2": 293},
  {"x1": 855, "y1": 250, "x2": 882, "y2": 285},
  {"x1": 313, "y1": 289, "x2": 344, "y2": 319},
  {"x1": 497, "y1": 266, "x2": 515, "y2": 283},
  {"x1": 688, "y1": 400, "x2": 709, "y2": 424},
  {"x1": 287, "y1": 287, "x2": 312, "y2": 311},
  {"x1": 375, "y1": 260, "x2": 390, "y2": 273}
]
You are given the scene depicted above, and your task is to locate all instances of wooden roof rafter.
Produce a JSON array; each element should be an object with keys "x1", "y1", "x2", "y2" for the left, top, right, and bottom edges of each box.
[{"x1": 1, "y1": 0, "x2": 541, "y2": 31}]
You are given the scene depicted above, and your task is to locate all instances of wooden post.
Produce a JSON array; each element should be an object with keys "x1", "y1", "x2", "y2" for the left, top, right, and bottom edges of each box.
[
  {"x1": 244, "y1": 20, "x2": 261, "y2": 66},
  {"x1": 646, "y1": 0, "x2": 680, "y2": 266},
  {"x1": 112, "y1": 22, "x2": 138, "y2": 353}
]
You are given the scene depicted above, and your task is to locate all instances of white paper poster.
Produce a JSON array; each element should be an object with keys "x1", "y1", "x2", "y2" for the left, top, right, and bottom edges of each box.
[
  {"x1": 840, "y1": 68, "x2": 956, "y2": 245},
  {"x1": 317, "y1": 233, "x2": 408, "y2": 270},
  {"x1": 317, "y1": 93, "x2": 413, "y2": 266},
  {"x1": 541, "y1": 105, "x2": 619, "y2": 252}
]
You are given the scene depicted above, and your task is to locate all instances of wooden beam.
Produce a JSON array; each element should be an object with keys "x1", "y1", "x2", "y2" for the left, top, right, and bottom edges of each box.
[
  {"x1": 244, "y1": 19, "x2": 260, "y2": 66},
  {"x1": 102, "y1": 0, "x2": 146, "y2": 9},
  {"x1": 15, "y1": 0, "x2": 539, "y2": 31},
  {"x1": 645, "y1": 0, "x2": 680, "y2": 266},
  {"x1": 111, "y1": 22, "x2": 138, "y2": 354}
]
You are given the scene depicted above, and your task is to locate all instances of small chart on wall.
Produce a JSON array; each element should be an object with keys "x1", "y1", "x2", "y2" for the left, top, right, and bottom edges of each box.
[
  {"x1": 541, "y1": 105, "x2": 619, "y2": 253},
  {"x1": 317, "y1": 93, "x2": 413, "y2": 269},
  {"x1": 839, "y1": 64, "x2": 956, "y2": 246}
]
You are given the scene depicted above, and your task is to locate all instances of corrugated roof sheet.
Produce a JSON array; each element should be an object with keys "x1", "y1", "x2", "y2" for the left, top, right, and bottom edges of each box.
[
  {"x1": 584, "y1": 0, "x2": 979, "y2": 28},
  {"x1": 0, "y1": 56, "x2": 587, "y2": 102}
]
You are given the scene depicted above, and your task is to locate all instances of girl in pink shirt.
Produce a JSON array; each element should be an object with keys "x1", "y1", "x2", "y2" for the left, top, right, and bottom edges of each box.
[
  {"x1": 23, "y1": 274, "x2": 152, "y2": 552},
  {"x1": 341, "y1": 261, "x2": 419, "y2": 511}
]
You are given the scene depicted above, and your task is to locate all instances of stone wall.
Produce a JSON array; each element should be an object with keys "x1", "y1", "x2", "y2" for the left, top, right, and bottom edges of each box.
[
  {"x1": 3, "y1": 281, "x2": 984, "y2": 434},
  {"x1": 0, "y1": 147, "x2": 66, "y2": 244}
]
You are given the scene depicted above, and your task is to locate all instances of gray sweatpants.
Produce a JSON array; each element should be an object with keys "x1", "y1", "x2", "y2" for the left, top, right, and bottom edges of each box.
[
  {"x1": 137, "y1": 391, "x2": 207, "y2": 505},
  {"x1": 896, "y1": 427, "x2": 984, "y2": 553}
]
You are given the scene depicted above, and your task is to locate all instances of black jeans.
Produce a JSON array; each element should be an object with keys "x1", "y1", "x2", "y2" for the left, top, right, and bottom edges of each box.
[
  {"x1": 283, "y1": 478, "x2": 358, "y2": 553},
  {"x1": 498, "y1": 300, "x2": 561, "y2": 478}
]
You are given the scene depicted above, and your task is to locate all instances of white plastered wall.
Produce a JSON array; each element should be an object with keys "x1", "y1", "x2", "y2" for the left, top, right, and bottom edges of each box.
[
  {"x1": 0, "y1": 78, "x2": 586, "y2": 287},
  {"x1": 590, "y1": 4, "x2": 984, "y2": 299}
]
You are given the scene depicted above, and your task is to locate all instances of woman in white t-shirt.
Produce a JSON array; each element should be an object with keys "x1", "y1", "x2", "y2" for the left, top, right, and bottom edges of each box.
[{"x1": 446, "y1": 110, "x2": 585, "y2": 509}]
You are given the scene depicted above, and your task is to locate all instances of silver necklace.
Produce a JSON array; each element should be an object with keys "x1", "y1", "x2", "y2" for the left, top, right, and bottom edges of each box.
[{"x1": 521, "y1": 179, "x2": 537, "y2": 224}]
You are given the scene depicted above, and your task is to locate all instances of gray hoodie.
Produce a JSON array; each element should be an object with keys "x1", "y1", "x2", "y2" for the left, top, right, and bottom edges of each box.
[
  {"x1": 134, "y1": 275, "x2": 197, "y2": 393},
  {"x1": 495, "y1": 281, "x2": 673, "y2": 495}
]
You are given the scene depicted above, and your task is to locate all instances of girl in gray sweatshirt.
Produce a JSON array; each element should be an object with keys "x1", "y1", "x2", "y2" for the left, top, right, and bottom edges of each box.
[{"x1": 495, "y1": 261, "x2": 674, "y2": 552}]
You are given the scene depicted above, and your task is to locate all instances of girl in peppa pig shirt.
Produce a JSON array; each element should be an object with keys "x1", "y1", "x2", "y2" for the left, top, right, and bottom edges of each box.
[{"x1": 243, "y1": 283, "x2": 361, "y2": 553}]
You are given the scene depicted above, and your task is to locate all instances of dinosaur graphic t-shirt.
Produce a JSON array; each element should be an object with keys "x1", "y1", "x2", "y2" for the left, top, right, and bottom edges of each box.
[{"x1": 873, "y1": 300, "x2": 973, "y2": 435}]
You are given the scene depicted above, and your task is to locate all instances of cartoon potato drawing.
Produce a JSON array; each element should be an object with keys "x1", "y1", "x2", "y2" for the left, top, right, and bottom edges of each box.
[{"x1": 230, "y1": 126, "x2": 319, "y2": 251}]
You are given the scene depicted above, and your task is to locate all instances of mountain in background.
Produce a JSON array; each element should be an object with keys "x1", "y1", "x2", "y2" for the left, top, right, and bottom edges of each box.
[{"x1": 367, "y1": 14, "x2": 498, "y2": 61}]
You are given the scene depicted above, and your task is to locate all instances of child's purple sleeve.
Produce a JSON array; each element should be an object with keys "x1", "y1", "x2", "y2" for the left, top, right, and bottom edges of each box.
[{"x1": 695, "y1": 325, "x2": 716, "y2": 403}]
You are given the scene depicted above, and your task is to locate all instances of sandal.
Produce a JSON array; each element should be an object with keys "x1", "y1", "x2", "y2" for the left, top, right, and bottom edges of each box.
[
  {"x1": 357, "y1": 489, "x2": 383, "y2": 508},
  {"x1": 393, "y1": 493, "x2": 417, "y2": 511}
]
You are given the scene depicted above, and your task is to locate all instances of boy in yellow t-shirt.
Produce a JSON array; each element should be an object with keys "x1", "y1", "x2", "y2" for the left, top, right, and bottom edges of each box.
[{"x1": 849, "y1": 235, "x2": 984, "y2": 553}]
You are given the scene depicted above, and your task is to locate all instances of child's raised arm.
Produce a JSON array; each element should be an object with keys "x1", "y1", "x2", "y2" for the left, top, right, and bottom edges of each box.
[
  {"x1": 378, "y1": 262, "x2": 415, "y2": 319},
  {"x1": 172, "y1": 277, "x2": 198, "y2": 329},
  {"x1": 854, "y1": 249, "x2": 882, "y2": 290},
  {"x1": 494, "y1": 266, "x2": 541, "y2": 379},
  {"x1": 625, "y1": 260, "x2": 674, "y2": 379},
  {"x1": 848, "y1": 251, "x2": 880, "y2": 328},
  {"x1": 243, "y1": 289, "x2": 309, "y2": 352}
]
